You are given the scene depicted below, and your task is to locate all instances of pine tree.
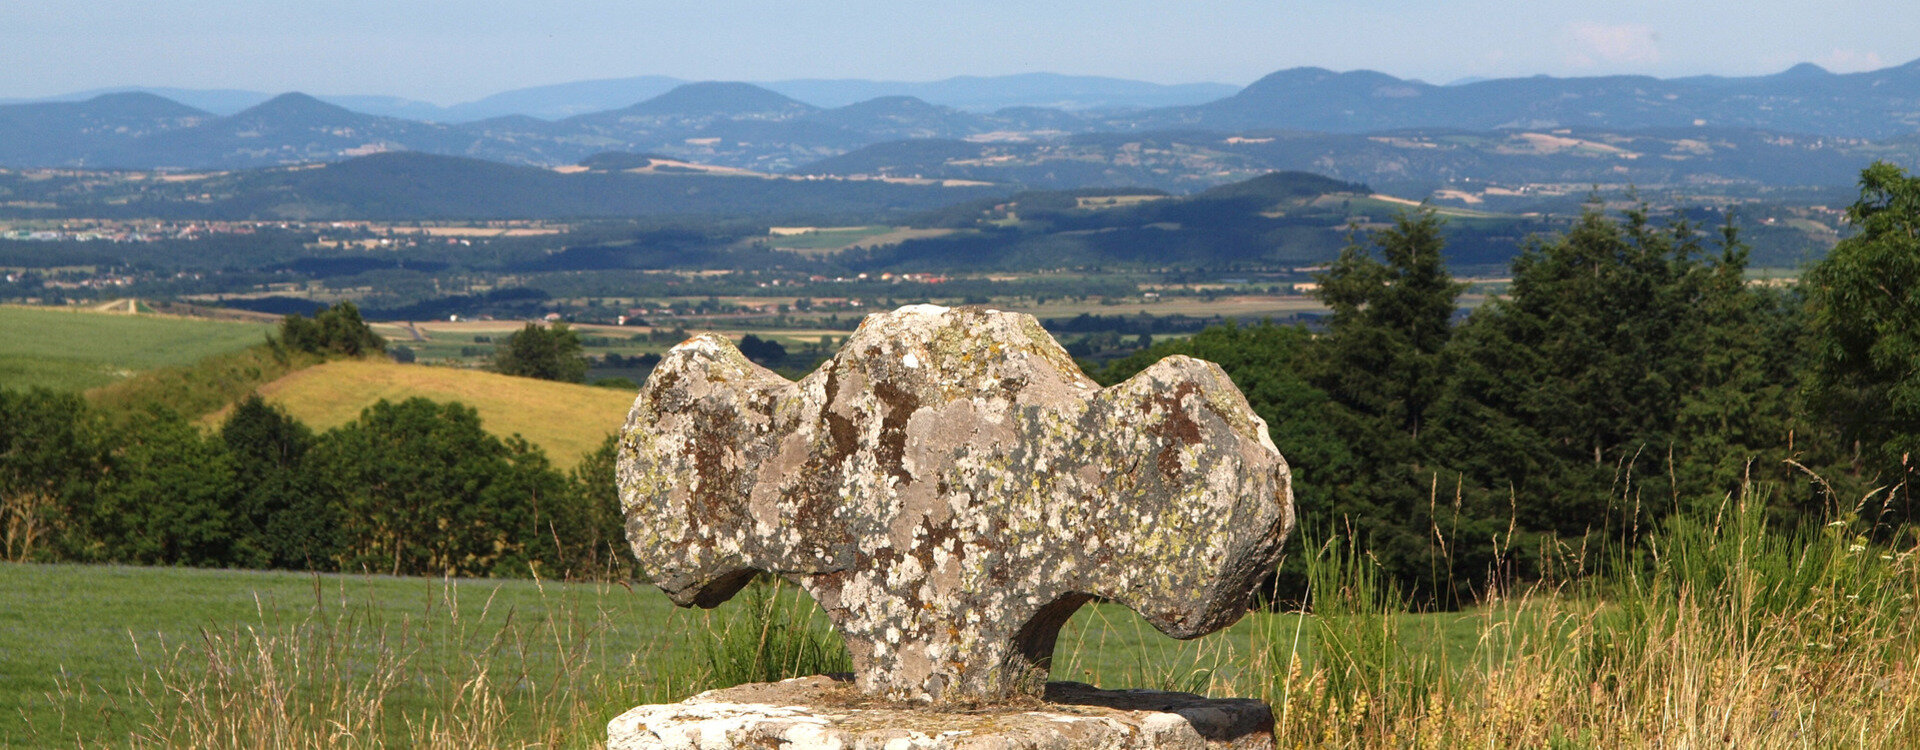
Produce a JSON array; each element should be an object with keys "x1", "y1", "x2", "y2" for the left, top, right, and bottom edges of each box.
[{"x1": 1309, "y1": 208, "x2": 1475, "y2": 602}]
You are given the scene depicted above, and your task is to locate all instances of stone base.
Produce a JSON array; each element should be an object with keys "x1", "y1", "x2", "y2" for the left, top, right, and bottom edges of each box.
[{"x1": 608, "y1": 675, "x2": 1274, "y2": 750}]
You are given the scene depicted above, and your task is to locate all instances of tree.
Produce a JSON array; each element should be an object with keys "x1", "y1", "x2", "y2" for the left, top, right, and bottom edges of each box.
[
  {"x1": 737, "y1": 334, "x2": 788, "y2": 367},
  {"x1": 90, "y1": 407, "x2": 240, "y2": 566},
  {"x1": 566, "y1": 434, "x2": 637, "y2": 579},
  {"x1": 220, "y1": 394, "x2": 323, "y2": 568},
  {"x1": 276, "y1": 301, "x2": 386, "y2": 357},
  {"x1": 307, "y1": 398, "x2": 577, "y2": 577},
  {"x1": 1308, "y1": 209, "x2": 1479, "y2": 603},
  {"x1": 1315, "y1": 209, "x2": 1464, "y2": 442},
  {"x1": 1432, "y1": 201, "x2": 1793, "y2": 559},
  {"x1": 1804, "y1": 161, "x2": 1920, "y2": 523},
  {"x1": 0, "y1": 388, "x2": 107, "y2": 562},
  {"x1": 494, "y1": 322, "x2": 589, "y2": 382}
]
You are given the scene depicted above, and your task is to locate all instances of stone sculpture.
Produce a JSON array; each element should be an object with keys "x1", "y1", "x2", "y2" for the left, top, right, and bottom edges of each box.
[{"x1": 617, "y1": 304, "x2": 1295, "y2": 705}]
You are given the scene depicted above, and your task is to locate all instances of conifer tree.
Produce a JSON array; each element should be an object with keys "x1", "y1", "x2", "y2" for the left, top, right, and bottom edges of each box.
[{"x1": 1309, "y1": 208, "x2": 1473, "y2": 601}]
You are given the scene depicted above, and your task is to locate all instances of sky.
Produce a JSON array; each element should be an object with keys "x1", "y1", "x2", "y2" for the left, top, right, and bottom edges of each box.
[{"x1": 3, "y1": 1, "x2": 1917, "y2": 103}]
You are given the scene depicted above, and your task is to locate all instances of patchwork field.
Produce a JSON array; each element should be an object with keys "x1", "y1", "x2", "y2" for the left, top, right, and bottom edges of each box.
[
  {"x1": 203, "y1": 359, "x2": 637, "y2": 466},
  {"x1": 0, "y1": 305, "x2": 273, "y2": 391}
]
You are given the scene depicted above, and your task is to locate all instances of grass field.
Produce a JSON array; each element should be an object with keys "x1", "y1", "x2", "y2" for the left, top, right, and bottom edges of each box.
[
  {"x1": 202, "y1": 360, "x2": 637, "y2": 467},
  {"x1": 0, "y1": 306, "x2": 273, "y2": 391},
  {"x1": 762, "y1": 226, "x2": 957, "y2": 256},
  {"x1": 5, "y1": 500, "x2": 1917, "y2": 748},
  {"x1": 0, "y1": 563, "x2": 688, "y2": 747},
  {"x1": 0, "y1": 563, "x2": 1329, "y2": 748}
]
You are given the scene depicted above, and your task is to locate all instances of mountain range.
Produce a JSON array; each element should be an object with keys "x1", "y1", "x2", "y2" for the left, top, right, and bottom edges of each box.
[
  {"x1": 2, "y1": 61, "x2": 1918, "y2": 191},
  {"x1": 0, "y1": 73, "x2": 1239, "y2": 121}
]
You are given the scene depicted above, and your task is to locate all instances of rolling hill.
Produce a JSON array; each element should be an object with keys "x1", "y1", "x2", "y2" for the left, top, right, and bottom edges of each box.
[
  {"x1": 0, "y1": 305, "x2": 273, "y2": 392},
  {"x1": 205, "y1": 360, "x2": 636, "y2": 467},
  {"x1": 114, "y1": 93, "x2": 474, "y2": 169},
  {"x1": 0, "y1": 92, "x2": 211, "y2": 166},
  {"x1": 1144, "y1": 60, "x2": 1920, "y2": 138},
  {"x1": 837, "y1": 170, "x2": 1559, "y2": 272},
  {"x1": 0, "y1": 151, "x2": 1012, "y2": 221},
  {"x1": 795, "y1": 127, "x2": 1919, "y2": 196}
]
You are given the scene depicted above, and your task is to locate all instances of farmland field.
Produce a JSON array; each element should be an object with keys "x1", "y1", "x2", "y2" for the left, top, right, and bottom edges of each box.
[
  {"x1": 761, "y1": 226, "x2": 958, "y2": 255},
  {"x1": 0, "y1": 306, "x2": 273, "y2": 391},
  {"x1": 202, "y1": 359, "x2": 637, "y2": 466}
]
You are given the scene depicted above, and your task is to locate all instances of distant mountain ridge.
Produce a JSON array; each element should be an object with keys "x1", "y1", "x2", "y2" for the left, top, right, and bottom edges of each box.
[
  {"x1": 1150, "y1": 60, "x2": 1920, "y2": 137},
  {"x1": 2, "y1": 59, "x2": 1917, "y2": 184},
  {"x1": 0, "y1": 73, "x2": 1238, "y2": 121}
]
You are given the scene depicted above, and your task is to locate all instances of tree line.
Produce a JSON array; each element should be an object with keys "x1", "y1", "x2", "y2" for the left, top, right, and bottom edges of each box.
[
  {"x1": 2, "y1": 303, "x2": 632, "y2": 578},
  {"x1": 0, "y1": 389, "x2": 629, "y2": 578},
  {"x1": 1096, "y1": 163, "x2": 1920, "y2": 605}
]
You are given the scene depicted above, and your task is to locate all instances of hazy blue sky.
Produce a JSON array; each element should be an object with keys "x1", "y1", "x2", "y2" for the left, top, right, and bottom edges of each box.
[{"x1": 4, "y1": 1, "x2": 1917, "y2": 102}]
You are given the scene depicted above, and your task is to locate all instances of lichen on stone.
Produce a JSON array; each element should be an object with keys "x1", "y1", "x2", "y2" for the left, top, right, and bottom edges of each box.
[{"x1": 618, "y1": 305, "x2": 1297, "y2": 704}]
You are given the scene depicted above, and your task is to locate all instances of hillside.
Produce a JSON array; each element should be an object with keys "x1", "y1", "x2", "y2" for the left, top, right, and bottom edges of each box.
[
  {"x1": 842, "y1": 171, "x2": 1556, "y2": 271},
  {"x1": 0, "y1": 151, "x2": 1012, "y2": 221},
  {"x1": 1144, "y1": 59, "x2": 1920, "y2": 138},
  {"x1": 208, "y1": 360, "x2": 635, "y2": 467},
  {"x1": 0, "y1": 305, "x2": 273, "y2": 391},
  {"x1": 116, "y1": 92, "x2": 472, "y2": 169},
  {"x1": 796, "y1": 127, "x2": 1919, "y2": 197}
]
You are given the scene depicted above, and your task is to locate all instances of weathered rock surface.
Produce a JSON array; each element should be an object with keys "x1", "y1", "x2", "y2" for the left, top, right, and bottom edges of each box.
[
  {"x1": 619, "y1": 305, "x2": 1295, "y2": 703},
  {"x1": 607, "y1": 675, "x2": 1276, "y2": 750}
]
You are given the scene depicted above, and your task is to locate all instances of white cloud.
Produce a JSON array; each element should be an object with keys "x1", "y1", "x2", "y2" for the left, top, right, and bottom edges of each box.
[
  {"x1": 1818, "y1": 48, "x2": 1886, "y2": 73},
  {"x1": 1563, "y1": 22, "x2": 1662, "y2": 68}
]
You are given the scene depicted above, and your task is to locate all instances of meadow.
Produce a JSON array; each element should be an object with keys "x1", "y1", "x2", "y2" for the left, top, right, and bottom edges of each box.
[
  {"x1": 0, "y1": 561, "x2": 1305, "y2": 748},
  {"x1": 200, "y1": 359, "x2": 638, "y2": 467},
  {"x1": 0, "y1": 306, "x2": 272, "y2": 391},
  {"x1": 5, "y1": 497, "x2": 1915, "y2": 749}
]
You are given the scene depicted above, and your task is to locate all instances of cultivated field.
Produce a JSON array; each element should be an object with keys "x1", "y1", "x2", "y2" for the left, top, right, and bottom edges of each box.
[
  {"x1": 761, "y1": 226, "x2": 959, "y2": 255},
  {"x1": 202, "y1": 360, "x2": 636, "y2": 467},
  {"x1": 0, "y1": 306, "x2": 273, "y2": 391}
]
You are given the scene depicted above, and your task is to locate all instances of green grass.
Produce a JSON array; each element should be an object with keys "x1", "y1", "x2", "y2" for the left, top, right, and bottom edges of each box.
[
  {"x1": 1, "y1": 563, "x2": 694, "y2": 747},
  {"x1": 6, "y1": 497, "x2": 1917, "y2": 748},
  {"x1": 0, "y1": 306, "x2": 273, "y2": 392},
  {"x1": 0, "y1": 561, "x2": 1479, "y2": 748}
]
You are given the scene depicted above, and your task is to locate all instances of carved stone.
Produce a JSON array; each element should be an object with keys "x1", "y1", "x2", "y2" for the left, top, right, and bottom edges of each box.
[{"x1": 618, "y1": 305, "x2": 1295, "y2": 703}]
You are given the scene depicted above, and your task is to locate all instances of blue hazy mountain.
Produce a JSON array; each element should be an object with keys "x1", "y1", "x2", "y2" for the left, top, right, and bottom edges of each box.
[
  {"x1": 4, "y1": 60, "x2": 1919, "y2": 183},
  {"x1": 760, "y1": 73, "x2": 1240, "y2": 110},
  {"x1": 1148, "y1": 59, "x2": 1920, "y2": 138}
]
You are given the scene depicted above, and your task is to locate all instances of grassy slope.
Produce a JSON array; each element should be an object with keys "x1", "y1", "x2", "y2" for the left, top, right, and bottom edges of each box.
[
  {"x1": 0, "y1": 306, "x2": 273, "y2": 391},
  {"x1": 204, "y1": 360, "x2": 638, "y2": 467}
]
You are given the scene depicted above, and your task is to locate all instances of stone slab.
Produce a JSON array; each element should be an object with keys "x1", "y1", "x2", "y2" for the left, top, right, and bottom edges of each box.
[{"x1": 608, "y1": 675, "x2": 1275, "y2": 750}]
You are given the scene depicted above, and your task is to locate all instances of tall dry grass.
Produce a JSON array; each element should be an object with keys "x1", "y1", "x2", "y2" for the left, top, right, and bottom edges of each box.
[{"x1": 1242, "y1": 487, "x2": 1920, "y2": 748}]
